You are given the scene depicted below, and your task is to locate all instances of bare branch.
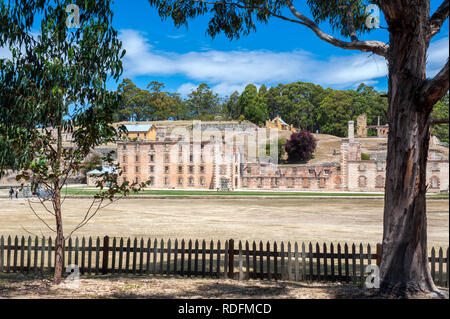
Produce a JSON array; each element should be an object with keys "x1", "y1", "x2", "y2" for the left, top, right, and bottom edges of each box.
[
  {"x1": 99, "y1": 195, "x2": 125, "y2": 210},
  {"x1": 419, "y1": 60, "x2": 449, "y2": 111},
  {"x1": 35, "y1": 197, "x2": 55, "y2": 216},
  {"x1": 27, "y1": 193, "x2": 56, "y2": 216},
  {"x1": 20, "y1": 226, "x2": 40, "y2": 237},
  {"x1": 61, "y1": 183, "x2": 68, "y2": 206},
  {"x1": 431, "y1": 118, "x2": 449, "y2": 125},
  {"x1": 429, "y1": 0, "x2": 449, "y2": 39},
  {"x1": 286, "y1": 0, "x2": 388, "y2": 57},
  {"x1": 65, "y1": 197, "x2": 104, "y2": 239},
  {"x1": 27, "y1": 198, "x2": 56, "y2": 233}
]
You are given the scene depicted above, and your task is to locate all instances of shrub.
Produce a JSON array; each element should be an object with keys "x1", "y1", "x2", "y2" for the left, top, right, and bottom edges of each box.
[{"x1": 285, "y1": 130, "x2": 317, "y2": 163}]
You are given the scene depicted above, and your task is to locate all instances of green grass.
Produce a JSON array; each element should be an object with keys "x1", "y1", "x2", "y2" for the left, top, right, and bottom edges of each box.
[{"x1": 61, "y1": 188, "x2": 449, "y2": 198}]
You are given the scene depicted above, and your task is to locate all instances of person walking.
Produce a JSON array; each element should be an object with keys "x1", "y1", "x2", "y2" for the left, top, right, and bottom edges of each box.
[{"x1": 9, "y1": 187, "x2": 14, "y2": 200}]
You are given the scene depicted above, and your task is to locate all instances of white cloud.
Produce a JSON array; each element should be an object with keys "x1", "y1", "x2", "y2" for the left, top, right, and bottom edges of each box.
[
  {"x1": 120, "y1": 29, "x2": 449, "y2": 95},
  {"x1": 0, "y1": 32, "x2": 39, "y2": 60},
  {"x1": 177, "y1": 82, "x2": 198, "y2": 95},
  {"x1": 177, "y1": 82, "x2": 258, "y2": 96},
  {"x1": 0, "y1": 46, "x2": 11, "y2": 59},
  {"x1": 427, "y1": 37, "x2": 449, "y2": 77},
  {"x1": 120, "y1": 29, "x2": 395, "y2": 95},
  {"x1": 167, "y1": 34, "x2": 185, "y2": 39},
  {"x1": 311, "y1": 54, "x2": 388, "y2": 87},
  {"x1": 1, "y1": 29, "x2": 446, "y2": 97},
  {"x1": 210, "y1": 82, "x2": 253, "y2": 96}
]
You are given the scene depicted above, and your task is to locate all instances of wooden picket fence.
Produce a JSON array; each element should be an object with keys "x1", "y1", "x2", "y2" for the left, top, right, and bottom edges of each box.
[{"x1": 0, "y1": 235, "x2": 448, "y2": 288}]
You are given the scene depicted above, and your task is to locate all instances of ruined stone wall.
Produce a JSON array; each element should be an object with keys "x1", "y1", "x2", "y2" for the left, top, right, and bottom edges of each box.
[
  {"x1": 241, "y1": 163, "x2": 342, "y2": 191},
  {"x1": 428, "y1": 160, "x2": 449, "y2": 193},
  {"x1": 376, "y1": 126, "x2": 389, "y2": 138},
  {"x1": 346, "y1": 159, "x2": 448, "y2": 193},
  {"x1": 356, "y1": 114, "x2": 368, "y2": 138},
  {"x1": 346, "y1": 161, "x2": 385, "y2": 192}
]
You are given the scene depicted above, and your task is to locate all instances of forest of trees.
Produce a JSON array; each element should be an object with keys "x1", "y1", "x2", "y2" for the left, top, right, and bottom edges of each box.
[{"x1": 116, "y1": 78, "x2": 449, "y2": 142}]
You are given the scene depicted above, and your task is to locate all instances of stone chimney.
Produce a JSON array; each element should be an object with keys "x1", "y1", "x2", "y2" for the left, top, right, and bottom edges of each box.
[
  {"x1": 348, "y1": 121, "x2": 355, "y2": 141},
  {"x1": 340, "y1": 138, "x2": 361, "y2": 190}
]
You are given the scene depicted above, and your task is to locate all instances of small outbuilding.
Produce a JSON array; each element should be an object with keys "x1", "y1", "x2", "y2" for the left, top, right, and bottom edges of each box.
[{"x1": 86, "y1": 166, "x2": 118, "y2": 187}]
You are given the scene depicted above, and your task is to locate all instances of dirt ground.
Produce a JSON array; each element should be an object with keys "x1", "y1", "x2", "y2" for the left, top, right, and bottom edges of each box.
[
  {"x1": 0, "y1": 273, "x2": 447, "y2": 299},
  {"x1": 0, "y1": 198, "x2": 448, "y2": 248}
]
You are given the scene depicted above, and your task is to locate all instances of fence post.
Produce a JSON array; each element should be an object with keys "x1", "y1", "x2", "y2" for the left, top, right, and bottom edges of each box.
[
  {"x1": 102, "y1": 236, "x2": 110, "y2": 275},
  {"x1": 376, "y1": 243, "x2": 382, "y2": 267},
  {"x1": 228, "y1": 239, "x2": 234, "y2": 279}
]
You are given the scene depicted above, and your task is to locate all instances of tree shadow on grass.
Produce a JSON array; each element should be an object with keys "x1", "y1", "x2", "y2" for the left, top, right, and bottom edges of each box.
[
  {"x1": 98, "y1": 275, "x2": 382, "y2": 299},
  {"x1": 109, "y1": 280, "x2": 291, "y2": 299},
  {"x1": 0, "y1": 272, "x2": 58, "y2": 298},
  {"x1": 0, "y1": 273, "x2": 447, "y2": 299}
]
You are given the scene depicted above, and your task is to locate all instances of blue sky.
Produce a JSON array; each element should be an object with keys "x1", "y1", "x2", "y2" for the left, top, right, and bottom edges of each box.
[
  {"x1": 109, "y1": 0, "x2": 449, "y2": 96},
  {"x1": 1, "y1": 1, "x2": 449, "y2": 96}
]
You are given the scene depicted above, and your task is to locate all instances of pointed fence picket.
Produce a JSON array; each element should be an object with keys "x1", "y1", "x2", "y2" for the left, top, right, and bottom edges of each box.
[{"x1": 0, "y1": 235, "x2": 447, "y2": 288}]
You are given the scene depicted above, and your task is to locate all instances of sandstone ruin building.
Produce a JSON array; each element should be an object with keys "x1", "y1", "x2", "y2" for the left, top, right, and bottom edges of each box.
[
  {"x1": 95, "y1": 120, "x2": 448, "y2": 193},
  {"x1": 1, "y1": 118, "x2": 447, "y2": 193}
]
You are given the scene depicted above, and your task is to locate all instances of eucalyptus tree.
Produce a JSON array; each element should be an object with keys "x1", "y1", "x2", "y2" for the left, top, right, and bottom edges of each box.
[
  {"x1": 222, "y1": 90, "x2": 241, "y2": 120},
  {"x1": 0, "y1": 0, "x2": 147, "y2": 283},
  {"x1": 185, "y1": 83, "x2": 222, "y2": 119},
  {"x1": 238, "y1": 84, "x2": 268, "y2": 125},
  {"x1": 117, "y1": 78, "x2": 153, "y2": 121},
  {"x1": 148, "y1": 0, "x2": 449, "y2": 296}
]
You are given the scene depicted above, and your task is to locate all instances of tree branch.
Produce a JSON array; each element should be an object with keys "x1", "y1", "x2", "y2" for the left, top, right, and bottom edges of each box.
[
  {"x1": 34, "y1": 196, "x2": 55, "y2": 216},
  {"x1": 429, "y1": 0, "x2": 449, "y2": 39},
  {"x1": 419, "y1": 60, "x2": 449, "y2": 111},
  {"x1": 286, "y1": 0, "x2": 388, "y2": 57},
  {"x1": 345, "y1": 0, "x2": 359, "y2": 42},
  {"x1": 190, "y1": 0, "x2": 388, "y2": 57},
  {"x1": 27, "y1": 199, "x2": 57, "y2": 233},
  {"x1": 66, "y1": 188, "x2": 128, "y2": 239},
  {"x1": 431, "y1": 118, "x2": 449, "y2": 125},
  {"x1": 20, "y1": 226, "x2": 37, "y2": 237}
]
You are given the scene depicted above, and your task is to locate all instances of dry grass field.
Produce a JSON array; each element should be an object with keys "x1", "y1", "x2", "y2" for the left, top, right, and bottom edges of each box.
[{"x1": 0, "y1": 197, "x2": 448, "y2": 248}]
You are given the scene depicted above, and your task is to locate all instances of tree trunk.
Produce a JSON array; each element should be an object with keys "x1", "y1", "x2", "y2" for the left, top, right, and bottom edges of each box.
[
  {"x1": 379, "y1": 1, "x2": 437, "y2": 297},
  {"x1": 53, "y1": 117, "x2": 64, "y2": 284},
  {"x1": 53, "y1": 186, "x2": 64, "y2": 284}
]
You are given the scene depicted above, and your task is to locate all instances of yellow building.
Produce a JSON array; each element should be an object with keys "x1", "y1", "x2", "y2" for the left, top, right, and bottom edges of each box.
[
  {"x1": 121, "y1": 124, "x2": 157, "y2": 141},
  {"x1": 266, "y1": 117, "x2": 296, "y2": 132}
]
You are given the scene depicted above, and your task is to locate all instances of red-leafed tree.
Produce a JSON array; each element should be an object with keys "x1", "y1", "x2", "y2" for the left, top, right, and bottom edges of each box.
[{"x1": 285, "y1": 131, "x2": 317, "y2": 163}]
